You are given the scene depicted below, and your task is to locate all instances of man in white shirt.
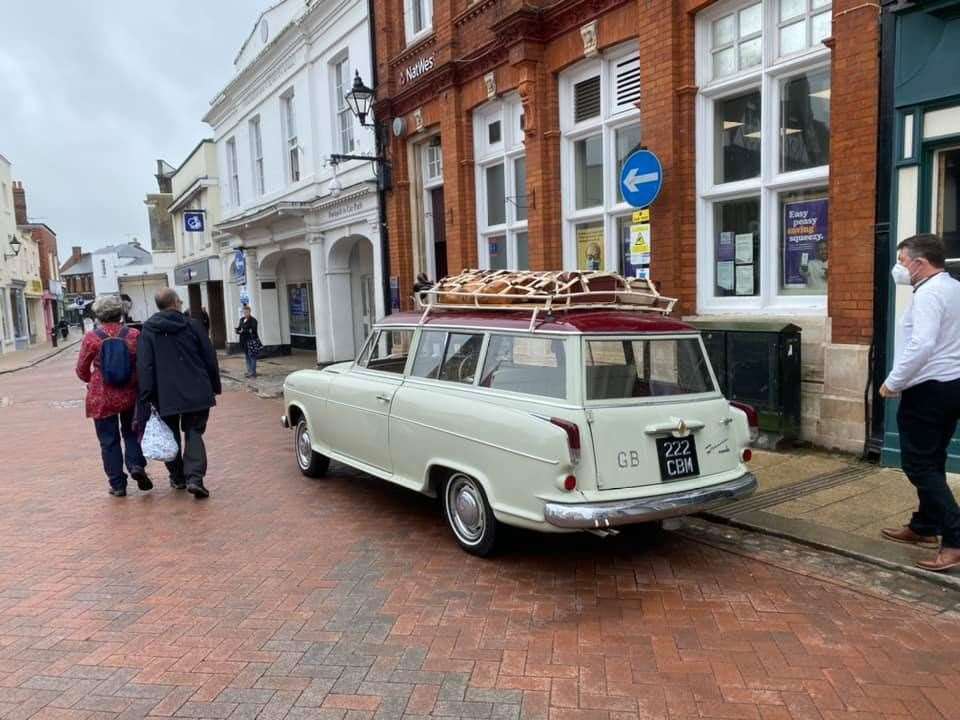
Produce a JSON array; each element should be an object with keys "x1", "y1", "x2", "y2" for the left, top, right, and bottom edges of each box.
[{"x1": 880, "y1": 233, "x2": 960, "y2": 572}]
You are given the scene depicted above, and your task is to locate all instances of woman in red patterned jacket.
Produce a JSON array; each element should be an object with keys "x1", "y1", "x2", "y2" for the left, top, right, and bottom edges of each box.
[{"x1": 76, "y1": 295, "x2": 153, "y2": 497}]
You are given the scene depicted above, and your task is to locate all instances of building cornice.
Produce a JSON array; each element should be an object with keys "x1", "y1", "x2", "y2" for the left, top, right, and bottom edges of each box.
[{"x1": 169, "y1": 178, "x2": 219, "y2": 214}]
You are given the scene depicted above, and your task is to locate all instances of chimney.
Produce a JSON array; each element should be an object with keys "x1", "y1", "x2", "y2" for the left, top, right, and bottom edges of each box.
[
  {"x1": 12, "y1": 181, "x2": 27, "y2": 225},
  {"x1": 72, "y1": 246, "x2": 82, "y2": 260}
]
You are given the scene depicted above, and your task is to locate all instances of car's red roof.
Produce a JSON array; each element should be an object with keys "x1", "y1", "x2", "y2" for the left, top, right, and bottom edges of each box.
[{"x1": 378, "y1": 309, "x2": 694, "y2": 333}]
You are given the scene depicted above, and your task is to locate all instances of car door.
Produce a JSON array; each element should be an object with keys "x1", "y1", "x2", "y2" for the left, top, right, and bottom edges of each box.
[{"x1": 325, "y1": 328, "x2": 413, "y2": 473}]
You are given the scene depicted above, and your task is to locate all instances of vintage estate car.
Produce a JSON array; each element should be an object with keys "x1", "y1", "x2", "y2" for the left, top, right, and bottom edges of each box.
[{"x1": 281, "y1": 272, "x2": 758, "y2": 556}]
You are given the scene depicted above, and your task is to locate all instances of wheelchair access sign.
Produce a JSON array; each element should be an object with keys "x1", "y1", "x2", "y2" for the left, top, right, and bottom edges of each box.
[
  {"x1": 619, "y1": 150, "x2": 663, "y2": 209},
  {"x1": 184, "y1": 211, "x2": 205, "y2": 233}
]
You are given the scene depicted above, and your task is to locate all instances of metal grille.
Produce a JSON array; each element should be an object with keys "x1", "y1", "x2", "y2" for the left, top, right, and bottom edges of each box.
[
  {"x1": 614, "y1": 55, "x2": 641, "y2": 110},
  {"x1": 574, "y1": 76, "x2": 601, "y2": 123}
]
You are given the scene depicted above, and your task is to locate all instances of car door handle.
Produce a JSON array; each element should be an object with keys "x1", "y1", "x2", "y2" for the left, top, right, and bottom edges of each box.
[{"x1": 376, "y1": 394, "x2": 392, "y2": 403}]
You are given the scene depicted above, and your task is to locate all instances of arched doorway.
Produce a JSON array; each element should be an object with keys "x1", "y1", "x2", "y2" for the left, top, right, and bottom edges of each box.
[
  {"x1": 327, "y1": 234, "x2": 376, "y2": 360},
  {"x1": 260, "y1": 247, "x2": 315, "y2": 351}
]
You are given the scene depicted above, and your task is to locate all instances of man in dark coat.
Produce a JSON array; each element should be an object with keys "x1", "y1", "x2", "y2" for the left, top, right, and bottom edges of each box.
[{"x1": 137, "y1": 288, "x2": 221, "y2": 498}]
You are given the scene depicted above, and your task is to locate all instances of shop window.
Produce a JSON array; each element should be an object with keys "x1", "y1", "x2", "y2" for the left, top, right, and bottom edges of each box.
[
  {"x1": 934, "y1": 146, "x2": 960, "y2": 263},
  {"x1": 474, "y1": 95, "x2": 528, "y2": 271},
  {"x1": 560, "y1": 43, "x2": 642, "y2": 274},
  {"x1": 715, "y1": 90, "x2": 761, "y2": 183},
  {"x1": 780, "y1": 69, "x2": 830, "y2": 172},
  {"x1": 696, "y1": 0, "x2": 830, "y2": 311},
  {"x1": 287, "y1": 283, "x2": 314, "y2": 335}
]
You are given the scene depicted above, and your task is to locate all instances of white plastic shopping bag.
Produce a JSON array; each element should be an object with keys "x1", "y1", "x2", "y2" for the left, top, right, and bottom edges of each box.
[{"x1": 141, "y1": 407, "x2": 179, "y2": 462}]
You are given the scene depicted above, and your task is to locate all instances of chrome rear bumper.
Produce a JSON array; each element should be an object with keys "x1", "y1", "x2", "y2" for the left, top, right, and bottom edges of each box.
[{"x1": 543, "y1": 472, "x2": 757, "y2": 529}]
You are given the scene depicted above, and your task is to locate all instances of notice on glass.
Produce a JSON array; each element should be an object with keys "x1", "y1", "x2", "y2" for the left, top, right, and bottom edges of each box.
[
  {"x1": 717, "y1": 261, "x2": 735, "y2": 291},
  {"x1": 717, "y1": 231, "x2": 735, "y2": 262},
  {"x1": 735, "y1": 264, "x2": 754, "y2": 295},
  {"x1": 576, "y1": 225, "x2": 605, "y2": 270},
  {"x1": 735, "y1": 233, "x2": 754, "y2": 264},
  {"x1": 783, "y1": 198, "x2": 829, "y2": 288},
  {"x1": 630, "y1": 223, "x2": 651, "y2": 264}
]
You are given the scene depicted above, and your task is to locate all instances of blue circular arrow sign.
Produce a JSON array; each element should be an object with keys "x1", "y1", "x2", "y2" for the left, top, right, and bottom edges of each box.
[{"x1": 619, "y1": 150, "x2": 663, "y2": 209}]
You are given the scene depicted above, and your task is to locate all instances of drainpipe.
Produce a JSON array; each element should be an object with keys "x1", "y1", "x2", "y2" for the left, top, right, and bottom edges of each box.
[
  {"x1": 367, "y1": 0, "x2": 393, "y2": 317},
  {"x1": 864, "y1": 0, "x2": 899, "y2": 460}
]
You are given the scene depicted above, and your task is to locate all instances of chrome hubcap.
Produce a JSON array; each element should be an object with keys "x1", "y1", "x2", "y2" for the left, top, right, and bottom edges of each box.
[
  {"x1": 447, "y1": 474, "x2": 485, "y2": 544},
  {"x1": 296, "y1": 425, "x2": 312, "y2": 467}
]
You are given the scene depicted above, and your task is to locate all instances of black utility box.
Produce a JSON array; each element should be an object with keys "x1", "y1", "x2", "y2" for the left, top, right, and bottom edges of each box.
[{"x1": 689, "y1": 320, "x2": 802, "y2": 440}]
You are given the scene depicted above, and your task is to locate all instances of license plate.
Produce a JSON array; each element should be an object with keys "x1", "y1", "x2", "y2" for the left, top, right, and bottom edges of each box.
[{"x1": 655, "y1": 435, "x2": 700, "y2": 482}]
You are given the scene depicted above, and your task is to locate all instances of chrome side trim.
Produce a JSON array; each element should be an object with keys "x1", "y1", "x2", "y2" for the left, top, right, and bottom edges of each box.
[
  {"x1": 281, "y1": 415, "x2": 290, "y2": 429},
  {"x1": 543, "y1": 472, "x2": 757, "y2": 529}
]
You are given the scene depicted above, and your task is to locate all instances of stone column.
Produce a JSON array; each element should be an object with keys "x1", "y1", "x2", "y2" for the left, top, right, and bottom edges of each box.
[
  {"x1": 368, "y1": 219, "x2": 386, "y2": 322},
  {"x1": 308, "y1": 233, "x2": 333, "y2": 364},
  {"x1": 242, "y1": 248, "x2": 259, "y2": 321}
]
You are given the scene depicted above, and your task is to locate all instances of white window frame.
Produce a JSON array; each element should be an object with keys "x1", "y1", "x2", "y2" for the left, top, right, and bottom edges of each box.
[
  {"x1": 475, "y1": 95, "x2": 528, "y2": 271},
  {"x1": 695, "y1": 0, "x2": 831, "y2": 315},
  {"x1": 775, "y1": 0, "x2": 833, "y2": 61},
  {"x1": 281, "y1": 89, "x2": 300, "y2": 184},
  {"x1": 226, "y1": 137, "x2": 240, "y2": 206},
  {"x1": 333, "y1": 55, "x2": 356, "y2": 155},
  {"x1": 421, "y1": 138, "x2": 444, "y2": 280},
  {"x1": 404, "y1": 0, "x2": 434, "y2": 46},
  {"x1": 249, "y1": 115, "x2": 265, "y2": 197},
  {"x1": 560, "y1": 42, "x2": 642, "y2": 273}
]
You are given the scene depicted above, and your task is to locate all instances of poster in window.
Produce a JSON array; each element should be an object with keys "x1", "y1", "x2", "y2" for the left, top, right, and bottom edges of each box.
[
  {"x1": 783, "y1": 198, "x2": 828, "y2": 290},
  {"x1": 576, "y1": 225, "x2": 605, "y2": 271},
  {"x1": 717, "y1": 261, "x2": 735, "y2": 291},
  {"x1": 735, "y1": 265, "x2": 754, "y2": 295},
  {"x1": 629, "y1": 223, "x2": 650, "y2": 264},
  {"x1": 717, "y1": 231, "x2": 735, "y2": 262},
  {"x1": 735, "y1": 233, "x2": 754, "y2": 264}
]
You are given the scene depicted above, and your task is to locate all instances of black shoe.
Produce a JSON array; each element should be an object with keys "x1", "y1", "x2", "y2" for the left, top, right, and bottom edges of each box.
[
  {"x1": 186, "y1": 480, "x2": 209, "y2": 499},
  {"x1": 170, "y1": 477, "x2": 187, "y2": 490},
  {"x1": 130, "y1": 468, "x2": 153, "y2": 492},
  {"x1": 109, "y1": 487, "x2": 127, "y2": 497}
]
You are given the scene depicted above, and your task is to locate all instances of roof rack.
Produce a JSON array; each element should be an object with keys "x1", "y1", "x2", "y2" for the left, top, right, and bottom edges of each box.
[{"x1": 417, "y1": 270, "x2": 677, "y2": 331}]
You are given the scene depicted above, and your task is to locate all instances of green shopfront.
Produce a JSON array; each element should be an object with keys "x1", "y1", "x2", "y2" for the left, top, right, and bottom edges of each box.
[{"x1": 882, "y1": 0, "x2": 960, "y2": 471}]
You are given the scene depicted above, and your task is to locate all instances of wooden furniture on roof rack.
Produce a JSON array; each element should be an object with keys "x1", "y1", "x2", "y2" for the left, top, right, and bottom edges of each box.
[{"x1": 417, "y1": 270, "x2": 677, "y2": 330}]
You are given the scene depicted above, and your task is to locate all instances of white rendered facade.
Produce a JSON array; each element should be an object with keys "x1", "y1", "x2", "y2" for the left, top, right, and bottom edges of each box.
[{"x1": 204, "y1": 0, "x2": 383, "y2": 362}]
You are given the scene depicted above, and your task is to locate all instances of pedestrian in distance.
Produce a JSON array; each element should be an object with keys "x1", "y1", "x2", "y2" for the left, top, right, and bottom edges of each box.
[
  {"x1": 413, "y1": 272, "x2": 433, "y2": 305},
  {"x1": 194, "y1": 306, "x2": 211, "y2": 334},
  {"x1": 137, "y1": 288, "x2": 221, "y2": 499},
  {"x1": 75, "y1": 295, "x2": 152, "y2": 497},
  {"x1": 235, "y1": 305, "x2": 260, "y2": 378},
  {"x1": 879, "y1": 233, "x2": 960, "y2": 572}
]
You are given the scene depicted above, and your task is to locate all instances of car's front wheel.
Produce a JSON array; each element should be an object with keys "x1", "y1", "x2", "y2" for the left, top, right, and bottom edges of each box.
[
  {"x1": 295, "y1": 419, "x2": 330, "y2": 478},
  {"x1": 443, "y1": 472, "x2": 498, "y2": 557}
]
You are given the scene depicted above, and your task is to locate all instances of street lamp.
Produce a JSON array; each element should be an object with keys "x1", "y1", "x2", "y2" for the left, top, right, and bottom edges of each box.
[
  {"x1": 344, "y1": 71, "x2": 375, "y2": 127},
  {"x1": 3, "y1": 235, "x2": 21, "y2": 260}
]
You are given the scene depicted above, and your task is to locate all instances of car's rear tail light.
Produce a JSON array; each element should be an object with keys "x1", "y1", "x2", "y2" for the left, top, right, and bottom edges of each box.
[
  {"x1": 550, "y1": 417, "x2": 581, "y2": 465},
  {"x1": 563, "y1": 475, "x2": 577, "y2": 491},
  {"x1": 741, "y1": 448, "x2": 752, "y2": 463},
  {"x1": 729, "y1": 401, "x2": 760, "y2": 443}
]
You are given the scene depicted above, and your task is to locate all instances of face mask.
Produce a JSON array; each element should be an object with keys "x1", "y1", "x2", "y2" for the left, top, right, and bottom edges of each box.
[{"x1": 891, "y1": 263, "x2": 912, "y2": 285}]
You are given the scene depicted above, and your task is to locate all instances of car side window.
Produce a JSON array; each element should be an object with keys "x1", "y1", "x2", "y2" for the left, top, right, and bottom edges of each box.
[
  {"x1": 480, "y1": 335, "x2": 566, "y2": 399},
  {"x1": 362, "y1": 329, "x2": 414, "y2": 374},
  {"x1": 411, "y1": 331, "x2": 485, "y2": 385}
]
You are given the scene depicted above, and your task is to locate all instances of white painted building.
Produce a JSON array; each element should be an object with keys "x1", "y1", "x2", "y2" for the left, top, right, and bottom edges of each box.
[{"x1": 203, "y1": 0, "x2": 383, "y2": 362}]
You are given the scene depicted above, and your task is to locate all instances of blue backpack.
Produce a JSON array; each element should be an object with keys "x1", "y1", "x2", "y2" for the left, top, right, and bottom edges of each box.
[{"x1": 96, "y1": 327, "x2": 133, "y2": 387}]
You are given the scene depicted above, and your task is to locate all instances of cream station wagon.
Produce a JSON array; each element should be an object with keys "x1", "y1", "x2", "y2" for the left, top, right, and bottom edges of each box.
[{"x1": 282, "y1": 271, "x2": 757, "y2": 556}]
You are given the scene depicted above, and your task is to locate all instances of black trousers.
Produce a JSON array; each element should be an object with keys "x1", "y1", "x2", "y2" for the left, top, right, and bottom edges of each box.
[
  {"x1": 162, "y1": 410, "x2": 209, "y2": 484},
  {"x1": 897, "y1": 378, "x2": 960, "y2": 547}
]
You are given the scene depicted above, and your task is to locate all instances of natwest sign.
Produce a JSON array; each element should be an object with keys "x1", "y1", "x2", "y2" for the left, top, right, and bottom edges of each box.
[{"x1": 399, "y1": 55, "x2": 435, "y2": 86}]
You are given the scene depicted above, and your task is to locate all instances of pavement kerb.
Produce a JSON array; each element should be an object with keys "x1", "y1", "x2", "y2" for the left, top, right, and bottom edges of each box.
[
  {"x1": 702, "y1": 507, "x2": 960, "y2": 592},
  {"x1": 0, "y1": 336, "x2": 83, "y2": 376}
]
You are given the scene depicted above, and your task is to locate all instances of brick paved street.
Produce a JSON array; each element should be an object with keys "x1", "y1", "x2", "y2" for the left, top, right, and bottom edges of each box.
[{"x1": 1, "y1": 350, "x2": 960, "y2": 720}]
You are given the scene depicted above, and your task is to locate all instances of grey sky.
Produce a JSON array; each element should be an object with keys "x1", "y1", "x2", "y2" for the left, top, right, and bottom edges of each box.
[{"x1": 0, "y1": 0, "x2": 266, "y2": 261}]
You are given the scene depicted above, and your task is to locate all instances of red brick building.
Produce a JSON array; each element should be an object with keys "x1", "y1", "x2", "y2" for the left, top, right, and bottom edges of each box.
[
  {"x1": 372, "y1": 0, "x2": 879, "y2": 451},
  {"x1": 13, "y1": 182, "x2": 63, "y2": 337}
]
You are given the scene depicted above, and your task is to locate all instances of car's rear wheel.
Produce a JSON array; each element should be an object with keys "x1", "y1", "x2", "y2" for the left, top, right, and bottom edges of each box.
[
  {"x1": 295, "y1": 419, "x2": 329, "y2": 478},
  {"x1": 443, "y1": 472, "x2": 498, "y2": 557}
]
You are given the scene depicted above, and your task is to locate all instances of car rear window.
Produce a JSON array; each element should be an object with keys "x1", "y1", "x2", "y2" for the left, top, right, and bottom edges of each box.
[
  {"x1": 480, "y1": 335, "x2": 566, "y2": 399},
  {"x1": 585, "y1": 337, "x2": 714, "y2": 400}
]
